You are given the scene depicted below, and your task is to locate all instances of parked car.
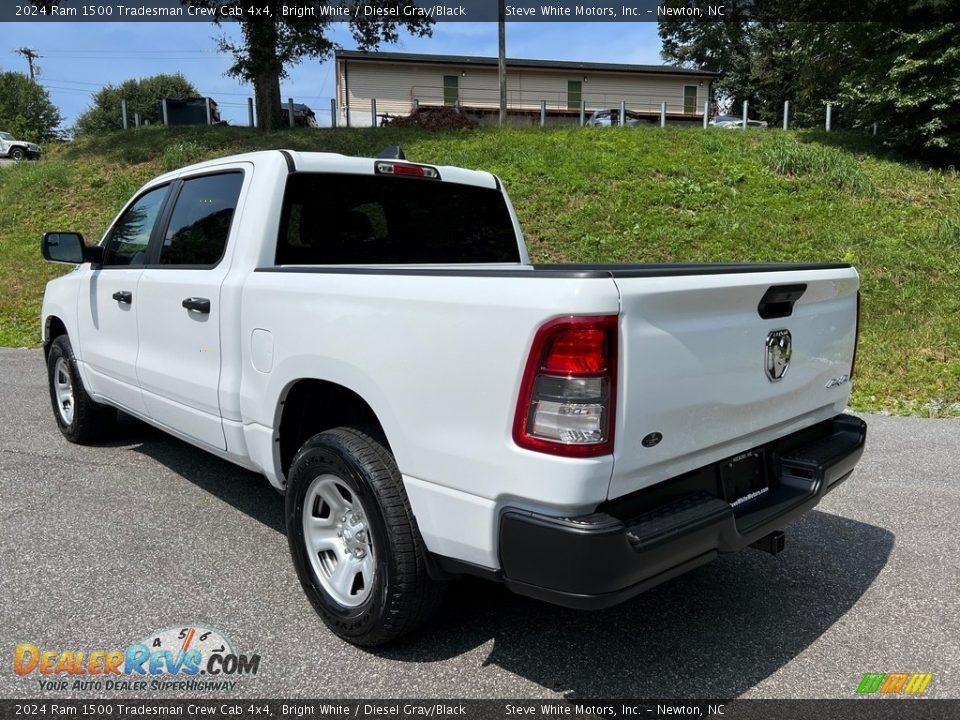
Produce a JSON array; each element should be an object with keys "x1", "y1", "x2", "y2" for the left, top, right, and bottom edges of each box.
[
  {"x1": 709, "y1": 115, "x2": 769, "y2": 129},
  {"x1": 0, "y1": 131, "x2": 41, "y2": 160},
  {"x1": 40, "y1": 148, "x2": 865, "y2": 646},
  {"x1": 586, "y1": 109, "x2": 646, "y2": 127}
]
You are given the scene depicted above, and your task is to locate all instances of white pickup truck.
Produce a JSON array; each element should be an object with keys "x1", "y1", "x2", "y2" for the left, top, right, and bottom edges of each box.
[{"x1": 40, "y1": 148, "x2": 866, "y2": 645}]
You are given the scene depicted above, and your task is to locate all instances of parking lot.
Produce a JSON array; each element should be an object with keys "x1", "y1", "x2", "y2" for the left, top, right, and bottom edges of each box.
[{"x1": 1, "y1": 347, "x2": 958, "y2": 700}]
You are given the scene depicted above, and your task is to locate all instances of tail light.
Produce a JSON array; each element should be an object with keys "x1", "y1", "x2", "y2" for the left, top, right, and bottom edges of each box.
[
  {"x1": 850, "y1": 290, "x2": 861, "y2": 378},
  {"x1": 513, "y1": 315, "x2": 618, "y2": 457}
]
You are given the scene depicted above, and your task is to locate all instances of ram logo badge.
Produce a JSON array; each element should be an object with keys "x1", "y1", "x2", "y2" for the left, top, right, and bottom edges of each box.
[{"x1": 765, "y1": 329, "x2": 792, "y2": 382}]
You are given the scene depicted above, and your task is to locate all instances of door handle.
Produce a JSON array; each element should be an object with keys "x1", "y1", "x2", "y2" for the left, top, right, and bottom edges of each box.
[
  {"x1": 111, "y1": 290, "x2": 132, "y2": 304},
  {"x1": 182, "y1": 297, "x2": 211, "y2": 314}
]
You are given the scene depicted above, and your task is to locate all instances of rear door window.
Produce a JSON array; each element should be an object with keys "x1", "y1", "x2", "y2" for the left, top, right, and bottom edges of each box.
[
  {"x1": 158, "y1": 172, "x2": 244, "y2": 267},
  {"x1": 276, "y1": 173, "x2": 520, "y2": 265}
]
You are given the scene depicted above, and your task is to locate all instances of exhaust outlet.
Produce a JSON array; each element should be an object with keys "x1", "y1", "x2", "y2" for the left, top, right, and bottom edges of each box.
[{"x1": 749, "y1": 530, "x2": 785, "y2": 556}]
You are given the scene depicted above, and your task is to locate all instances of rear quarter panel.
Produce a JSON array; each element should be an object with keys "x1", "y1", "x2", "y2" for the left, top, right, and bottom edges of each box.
[{"x1": 239, "y1": 270, "x2": 621, "y2": 511}]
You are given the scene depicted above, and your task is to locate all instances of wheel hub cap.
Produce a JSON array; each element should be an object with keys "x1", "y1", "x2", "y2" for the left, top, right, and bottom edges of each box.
[
  {"x1": 302, "y1": 475, "x2": 376, "y2": 607},
  {"x1": 338, "y1": 513, "x2": 369, "y2": 558},
  {"x1": 53, "y1": 357, "x2": 75, "y2": 425}
]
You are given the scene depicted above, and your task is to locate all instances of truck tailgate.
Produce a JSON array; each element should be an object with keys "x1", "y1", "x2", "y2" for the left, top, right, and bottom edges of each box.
[{"x1": 610, "y1": 266, "x2": 859, "y2": 500}]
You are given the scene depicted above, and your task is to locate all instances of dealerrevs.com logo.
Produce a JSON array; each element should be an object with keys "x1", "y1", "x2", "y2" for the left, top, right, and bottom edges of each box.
[
  {"x1": 14, "y1": 625, "x2": 261, "y2": 692},
  {"x1": 856, "y1": 672, "x2": 934, "y2": 696}
]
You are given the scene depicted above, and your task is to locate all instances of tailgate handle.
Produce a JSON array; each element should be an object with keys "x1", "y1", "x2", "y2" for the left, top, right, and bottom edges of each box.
[{"x1": 758, "y1": 284, "x2": 806, "y2": 319}]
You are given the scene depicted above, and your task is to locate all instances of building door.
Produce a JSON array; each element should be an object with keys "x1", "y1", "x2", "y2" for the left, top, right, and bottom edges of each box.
[
  {"x1": 567, "y1": 80, "x2": 582, "y2": 111},
  {"x1": 684, "y1": 85, "x2": 699, "y2": 114},
  {"x1": 443, "y1": 75, "x2": 459, "y2": 106}
]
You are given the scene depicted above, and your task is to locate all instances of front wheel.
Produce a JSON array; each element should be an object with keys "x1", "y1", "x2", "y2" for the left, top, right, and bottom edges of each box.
[
  {"x1": 10, "y1": 147, "x2": 25, "y2": 161},
  {"x1": 47, "y1": 335, "x2": 116, "y2": 443},
  {"x1": 286, "y1": 427, "x2": 443, "y2": 646}
]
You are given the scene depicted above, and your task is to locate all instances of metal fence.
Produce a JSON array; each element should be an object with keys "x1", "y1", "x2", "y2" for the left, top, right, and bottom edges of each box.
[{"x1": 118, "y1": 96, "x2": 856, "y2": 132}]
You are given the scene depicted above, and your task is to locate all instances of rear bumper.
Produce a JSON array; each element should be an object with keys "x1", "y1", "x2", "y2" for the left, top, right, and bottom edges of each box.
[{"x1": 499, "y1": 413, "x2": 866, "y2": 609}]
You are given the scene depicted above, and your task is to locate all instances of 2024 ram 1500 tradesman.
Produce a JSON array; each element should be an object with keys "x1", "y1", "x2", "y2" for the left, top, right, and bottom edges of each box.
[{"x1": 40, "y1": 148, "x2": 866, "y2": 645}]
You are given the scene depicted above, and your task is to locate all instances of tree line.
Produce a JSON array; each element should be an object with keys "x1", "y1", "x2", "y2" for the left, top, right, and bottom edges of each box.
[{"x1": 659, "y1": 12, "x2": 959, "y2": 161}]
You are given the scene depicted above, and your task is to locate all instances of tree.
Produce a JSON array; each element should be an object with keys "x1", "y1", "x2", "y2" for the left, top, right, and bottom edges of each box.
[
  {"x1": 747, "y1": 23, "x2": 866, "y2": 127},
  {"x1": 660, "y1": 8, "x2": 886, "y2": 128},
  {"x1": 183, "y1": 1, "x2": 432, "y2": 131},
  {"x1": 840, "y1": 23, "x2": 960, "y2": 161},
  {"x1": 0, "y1": 71, "x2": 63, "y2": 141},
  {"x1": 658, "y1": 0, "x2": 958, "y2": 157},
  {"x1": 658, "y1": 1, "x2": 760, "y2": 114},
  {"x1": 73, "y1": 74, "x2": 199, "y2": 136}
]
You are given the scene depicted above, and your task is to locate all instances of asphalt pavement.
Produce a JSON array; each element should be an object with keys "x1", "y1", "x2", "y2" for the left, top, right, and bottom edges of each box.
[{"x1": 1, "y1": 347, "x2": 957, "y2": 700}]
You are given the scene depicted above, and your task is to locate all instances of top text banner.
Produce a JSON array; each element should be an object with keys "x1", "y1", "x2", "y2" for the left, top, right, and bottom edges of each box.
[{"x1": 3, "y1": 0, "x2": 957, "y2": 23}]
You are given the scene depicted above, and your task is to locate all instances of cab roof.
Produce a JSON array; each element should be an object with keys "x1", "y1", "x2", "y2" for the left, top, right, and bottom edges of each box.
[{"x1": 152, "y1": 149, "x2": 499, "y2": 190}]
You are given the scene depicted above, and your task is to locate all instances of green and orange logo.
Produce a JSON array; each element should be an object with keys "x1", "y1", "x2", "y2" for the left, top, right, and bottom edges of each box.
[{"x1": 856, "y1": 672, "x2": 933, "y2": 695}]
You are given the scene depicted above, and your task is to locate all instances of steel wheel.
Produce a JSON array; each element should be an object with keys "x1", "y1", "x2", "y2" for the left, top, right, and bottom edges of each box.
[
  {"x1": 53, "y1": 356, "x2": 75, "y2": 426},
  {"x1": 302, "y1": 473, "x2": 376, "y2": 608},
  {"x1": 287, "y1": 427, "x2": 443, "y2": 644}
]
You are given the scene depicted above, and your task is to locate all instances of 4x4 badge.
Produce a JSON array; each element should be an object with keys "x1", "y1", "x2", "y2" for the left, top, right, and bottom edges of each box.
[{"x1": 765, "y1": 329, "x2": 792, "y2": 382}]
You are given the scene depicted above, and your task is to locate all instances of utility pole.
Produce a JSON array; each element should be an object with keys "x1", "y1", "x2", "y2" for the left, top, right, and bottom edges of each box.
[
  {"x1": 16, "y1": 48, "x2": 41, "y2": 80},
  {"x1": 497, "y1": 0, "x2": 506, "y2": 127}
]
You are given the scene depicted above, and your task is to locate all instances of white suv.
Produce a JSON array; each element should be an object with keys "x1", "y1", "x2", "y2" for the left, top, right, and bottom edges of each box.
[{"x1": 0, "y1": 131, "x2": 41, "y2": 160}]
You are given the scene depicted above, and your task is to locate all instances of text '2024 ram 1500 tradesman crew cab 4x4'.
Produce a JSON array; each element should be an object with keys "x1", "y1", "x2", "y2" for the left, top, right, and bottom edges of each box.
[{"x1": 40, "y1": 148, "x2": 866, "y2": 645}]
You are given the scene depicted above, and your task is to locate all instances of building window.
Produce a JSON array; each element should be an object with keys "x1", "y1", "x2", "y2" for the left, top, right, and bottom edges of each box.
[
  {"x1": 567, "y1": 80, "x2": 582, "y2": 111},
  {"x1": 683, "y1": 85, "x2": 698, "y2": 114},
  {"x1": 443, "y1": 75, "x2": 459, "y2": 107}
]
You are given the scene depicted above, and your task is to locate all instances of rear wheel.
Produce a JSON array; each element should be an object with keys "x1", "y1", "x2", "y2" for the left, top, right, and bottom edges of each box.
[
  {"x1": 286, "y1": 426, "x2": 443, "y2": 646},
  {"x1": 47, "y1": 335, "x2": 115, "y2": 443}
]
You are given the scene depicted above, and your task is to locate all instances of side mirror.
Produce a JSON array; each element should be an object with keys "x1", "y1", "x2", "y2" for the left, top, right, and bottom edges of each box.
[{"x1": 41, "y1": 232, "x2": 101, "y2": 265}]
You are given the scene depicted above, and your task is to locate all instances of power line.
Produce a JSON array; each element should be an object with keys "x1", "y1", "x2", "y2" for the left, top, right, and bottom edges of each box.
[
  {"x1": 40, "y1": 83, "x2": 95, "y2": 92},
  {"x1": 41, "y1": 78, "x2": 105, "y2": 87},
  {"x1": 38, "y1": 48, "x2": 219, "y2": 55},
  {"x1": 35, "y1": 56, "x2": 228, "y2": 62},
  {"x1": 40, "y1": 77, "x2": 334, "y2": 103}
]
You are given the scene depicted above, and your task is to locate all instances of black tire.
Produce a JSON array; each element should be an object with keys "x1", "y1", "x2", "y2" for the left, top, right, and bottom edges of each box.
[
  {"x1": 10, "y1": 147, "x2": 25, "y2": 161},
  {"x1": 46, "y1": 335, "x2": 116, "y2": 444},
  {"x1": 286, "y1": 426, "x2": 443, "y2": 646}
]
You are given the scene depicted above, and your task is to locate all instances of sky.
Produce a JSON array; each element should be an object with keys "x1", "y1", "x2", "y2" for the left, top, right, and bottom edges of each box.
[{"x1": 0, "y1": 20, "x2": 663, "y2": 128}]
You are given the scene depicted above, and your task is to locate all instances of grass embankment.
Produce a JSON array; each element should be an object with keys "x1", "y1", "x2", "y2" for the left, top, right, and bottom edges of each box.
[{"x1": 0, "y1": 126, "x2": 957, "y2": 415}]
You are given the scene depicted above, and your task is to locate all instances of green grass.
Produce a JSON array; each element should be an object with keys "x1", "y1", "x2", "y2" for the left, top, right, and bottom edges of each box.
[{"x1": 1, "y1": 125, "x2": 958, "y2": 416}]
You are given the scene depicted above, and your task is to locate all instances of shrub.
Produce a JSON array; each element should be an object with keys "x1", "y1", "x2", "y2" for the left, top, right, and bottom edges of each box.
[{"x1": 385, "y1": 107, "x2": 477, "y2": 131}]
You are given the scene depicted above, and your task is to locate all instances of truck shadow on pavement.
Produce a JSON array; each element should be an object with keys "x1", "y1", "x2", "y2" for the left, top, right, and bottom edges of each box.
[
  {"x1": 388, "y1": 510, "x2": 893, "y2": 699},
  {"x1": 127, "y1": 421, "x2": 893, "y2": 700},
  {"x1": 119, "y1": 417, "x2": 287, "y2": 535}
]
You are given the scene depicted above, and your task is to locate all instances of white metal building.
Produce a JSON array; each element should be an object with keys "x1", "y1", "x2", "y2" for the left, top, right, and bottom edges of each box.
[{"x1": 335, "y1": 50, "x2": 717, "y2": 127}]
